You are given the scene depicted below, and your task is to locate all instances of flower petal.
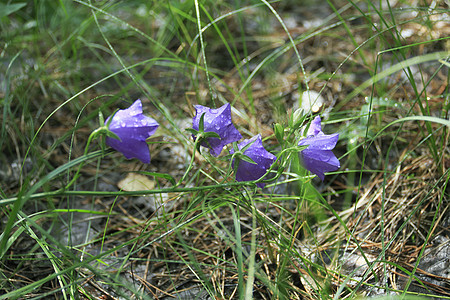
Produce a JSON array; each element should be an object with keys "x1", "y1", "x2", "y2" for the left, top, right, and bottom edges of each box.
[
  {"x1": 106, "y1": 137, "x2": 151, "y2": 164},
  {"x1": 107, "y1": 99, "x2": 143, "y2": 129},
  {"x1": 109, "y1": 115, "x2": 159, "y2": 141},
  {"x1": 306, "y1": 115, "x2": 322, "y2": 136},
  {"x1": 300, "y1": 149, "x2": 340, "y2": 181},
  {"x1": 298, "y1": 133, "x2": 339, "y2": 150}
]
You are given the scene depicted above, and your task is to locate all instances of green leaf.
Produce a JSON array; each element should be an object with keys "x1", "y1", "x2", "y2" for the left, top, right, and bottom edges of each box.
[
  {"x1": 98, "y1": 110, "x2": 105, "y2": 127},
  {"x1": 105, "y1": 108, "x2": 119, "y2": 128},
  {"x1": 0, "y1": 3, "x2": 27, "y2": 18},
  {"x1": 378, "y1": 116, "x2": 450, "y2": 135},
  {"x1": 199, "y1": 112, "x2": 206, "y2": 132},
  {"x1": 202, "y1": 131, "x2": 220, "y2": 139},
  {"x1": 185, "y1": 128, "x2": 199, "y2": 135},
  {"x1": 274, "y1": 123, "x2": 284, "y2": 143},
  {"x1": 237, "y1": 154, "x2": 257, "y2": 165},
  {"x1": 240, "y1": 138, "x2": 258, "y2": 153},
  {"x1": 0, "y1": 150, "x2": 107, "y2": 259},
  {"x1": 232, "y1": 141, "x2": 239, "y2": 152},
  {"x1": 105, "y1": 130, "x2": 121, "y2": 141},
  {"x1": 139, "y1": 171, "x2": 176, "y2": 186},
  {"x1": 292, "y1": 108, "x2": 305, "y2": 129},
  {"x1": 344, "y1": 51, "x2": 450, "y2": 104}
]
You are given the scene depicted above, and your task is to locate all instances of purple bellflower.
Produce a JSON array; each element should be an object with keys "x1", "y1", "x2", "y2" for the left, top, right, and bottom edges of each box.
[
  {"x1": 230, "y1": 134, "x2": 276, "y2": 188},
  {"x1": 192, "y1": 103, "x2": 242, "y2": 156},
  {"x1": 298, "y1": 116, "x2": 340, "y2": 181},
  {"x1": 105, "y1": 99, "x2": 159, "y2": 164}
]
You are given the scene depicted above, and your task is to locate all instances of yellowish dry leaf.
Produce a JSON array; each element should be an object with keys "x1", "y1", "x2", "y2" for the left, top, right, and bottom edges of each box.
[{"x1": 118, "y1": 173, "x2": 155, "y2": 191}]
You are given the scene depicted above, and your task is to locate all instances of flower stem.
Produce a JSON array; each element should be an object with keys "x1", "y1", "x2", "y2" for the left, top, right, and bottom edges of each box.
[
  {"x1": 65, "y1": 127, "x2": 106, "y2": 190},
  {"x1": 176, "y1": 136, "x2": 201, "y2": 187}
]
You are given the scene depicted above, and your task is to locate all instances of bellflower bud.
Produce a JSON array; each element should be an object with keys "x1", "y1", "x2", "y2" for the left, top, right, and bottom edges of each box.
[{"x1": 105, "y1": 99, "x2": 159, "y2": 164}]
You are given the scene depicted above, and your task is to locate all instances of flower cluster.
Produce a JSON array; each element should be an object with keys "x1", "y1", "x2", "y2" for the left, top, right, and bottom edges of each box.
[
  {"x1": 104, "y1": 100, "x2": 340, "y2": 186},
  {"x1": 191, "y1": 104, "x2": 275, "y2": 187},
  {"x1": 190, "y1": 103, "x2": 339, "y2": 186}
]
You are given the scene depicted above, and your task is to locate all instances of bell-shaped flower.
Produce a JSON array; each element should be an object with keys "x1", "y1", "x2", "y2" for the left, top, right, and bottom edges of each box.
[
  {"x1": 192, "y1": 103, "x2": 242, "y2": 156},
  {"x1": 298, "y1": 116, "x2": 340, "y2": 181},
  {"x1": 105, "y1": 99, "x2": 159, "y2": 164},
  {"x1": 230, "y1": 134, "x2": 276, "y2": 188}
]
